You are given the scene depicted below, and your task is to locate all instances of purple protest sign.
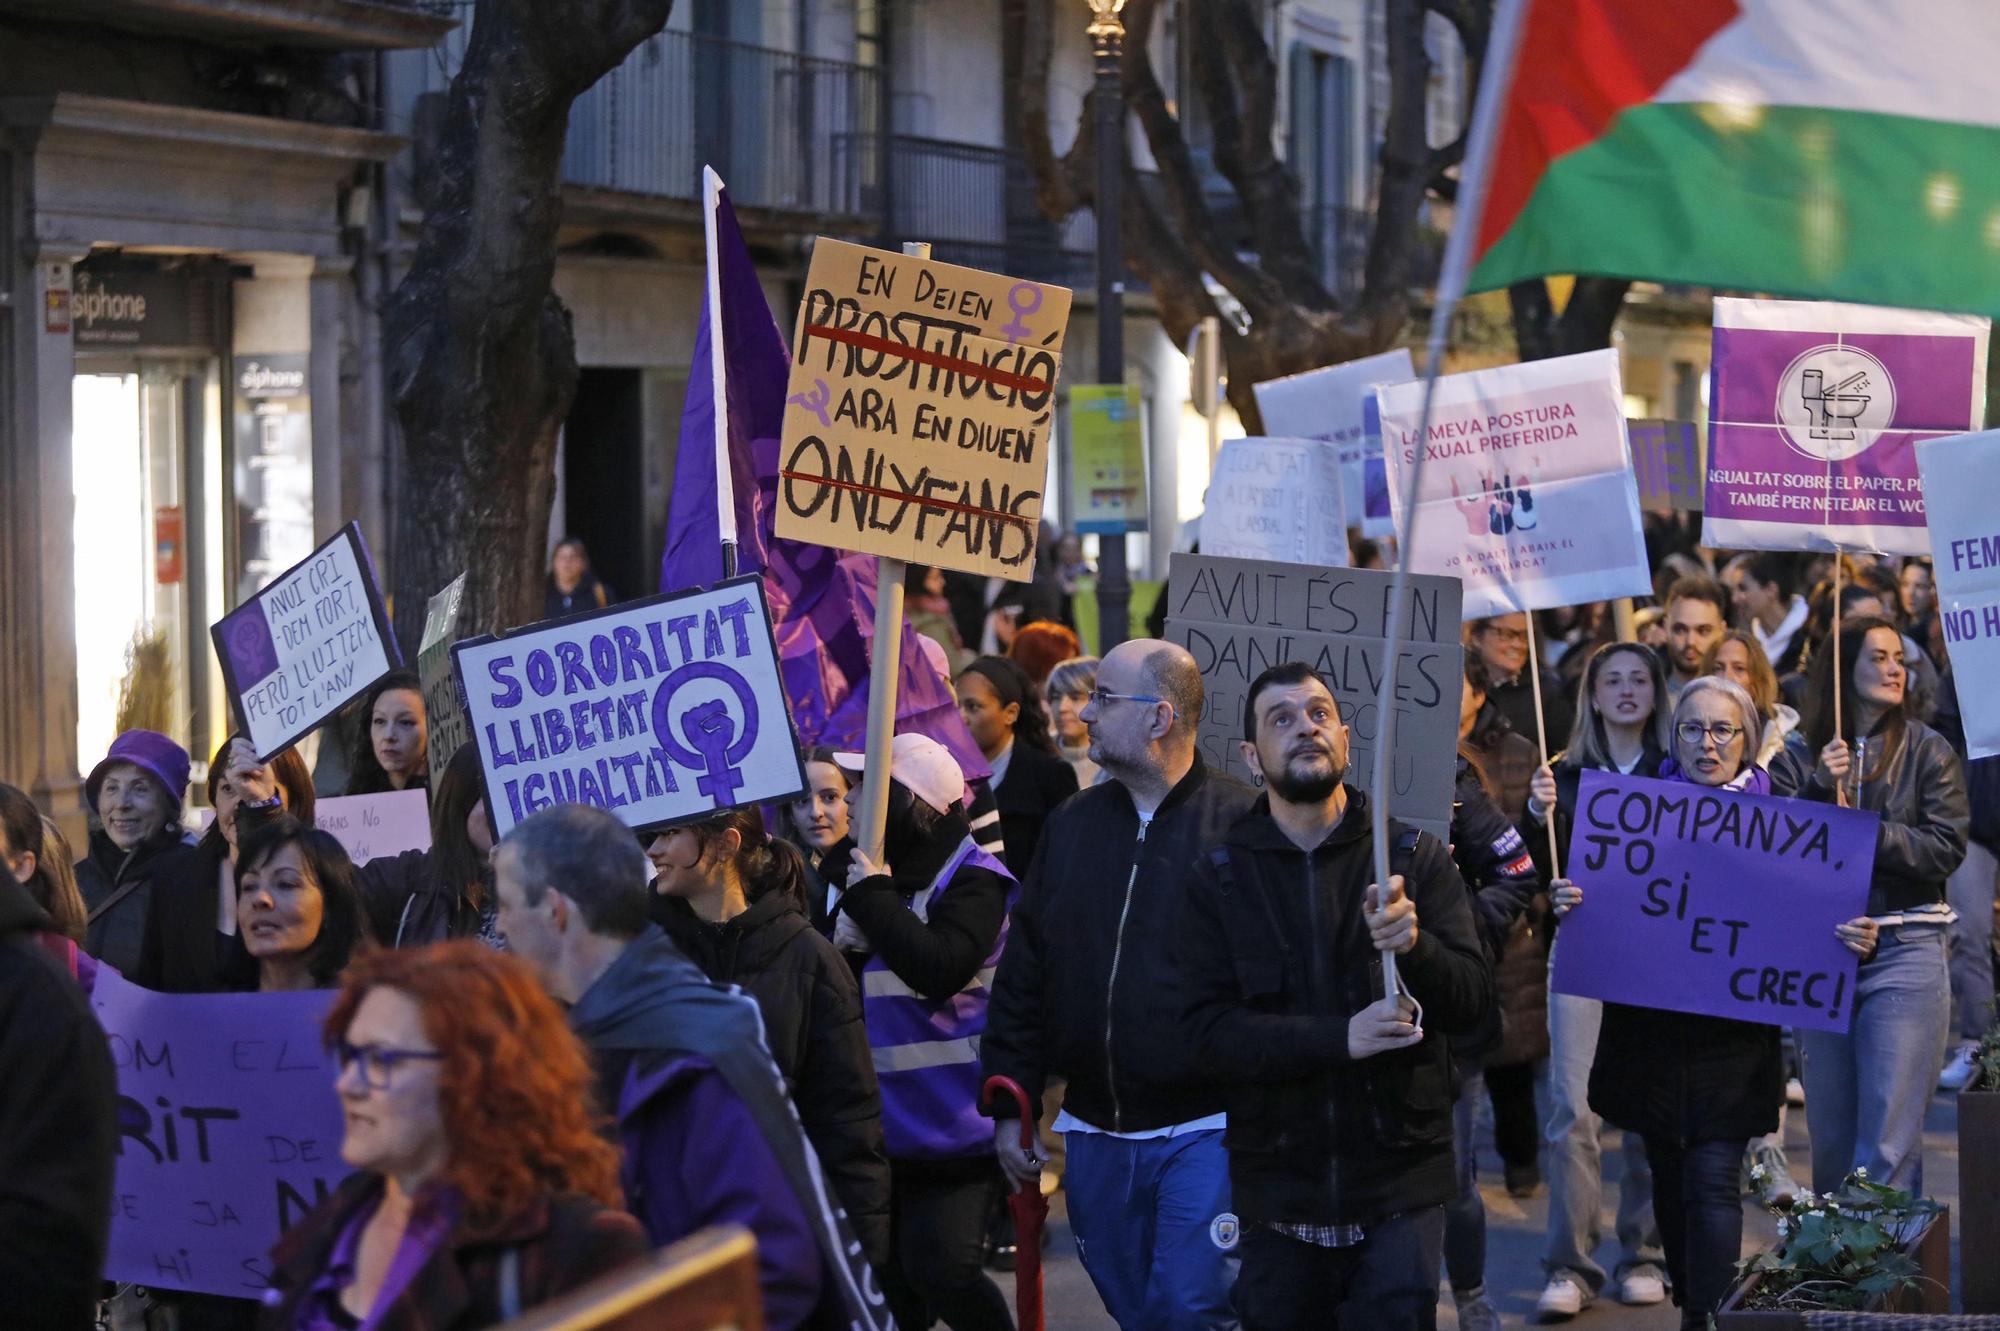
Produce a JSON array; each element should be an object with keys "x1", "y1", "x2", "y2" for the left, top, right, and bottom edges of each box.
[
  {"x1": 1549, "y1": 770, "x2": 1877, "y2": 1034},
  {"x1": 92, "y1": 968, "x2": 351, "y2": 1297},
  {"x1": 1702, "y1": 298, "x2": 1989, "y2": 556},
  {"x1": 1627, "y1": 420, "x2": 1703, "y2": 512}
]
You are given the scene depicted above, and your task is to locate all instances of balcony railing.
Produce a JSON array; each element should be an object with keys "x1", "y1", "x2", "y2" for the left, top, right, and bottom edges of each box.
[{"x1": 393, "y1": 20, "x2": 881, "y2": 219}]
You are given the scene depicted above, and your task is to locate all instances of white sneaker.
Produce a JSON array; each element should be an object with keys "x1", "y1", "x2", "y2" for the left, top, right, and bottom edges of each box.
[
  {"x1": 1940, "y1": 1042, "x2": 1980, "y2": 1091},
  {"x1": 1535, "y1": 1272, "x2": 1591, "y2": 1321},
  {"x1": 1617, "y1": 1266, "x2": 1668, "y2": 1306},
  {"x1": 1786, "y1": 1076, "x2": 1806, "y2": 1106}
]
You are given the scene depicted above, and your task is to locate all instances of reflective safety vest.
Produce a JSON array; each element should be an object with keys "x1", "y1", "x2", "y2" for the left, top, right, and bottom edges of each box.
[{"x1": 861, "y1": 836, "x2": 1017, "y2": 1160}]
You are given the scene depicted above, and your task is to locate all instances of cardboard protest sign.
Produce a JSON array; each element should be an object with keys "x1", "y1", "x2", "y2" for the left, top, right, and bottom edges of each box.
[
  {"x1": 455, "y1": 575, "x2": 806, "y2": 838},
  {"x1": 775, "y1": 238, "x2": 1072, "y2": 580},
  {"x1": 1628, "y1": 419, "x2": 1703, "y2": 512},
  {"x1": 1200, "y1": 438, "x2": 1349, "y2": 568},
  {"x1": 1703, "y1": 298, "x2": 1990, "y2": 556},
  {"x1": 211, "y1": 522, "x2": 398, "y2": 763},
  {"x1": 1376, "y1": 348, "x2": 1651, "y2": 619},
  {"x1": 1551, "y1": 771, "x2": 1876, "y2": 1033},
  {"x1": 93, "y1": 969, "x2": 350, "y2": 1297},
  {"x1": 418, "y1": 573, "x2": 470, "y2": 780},
  {"x1": 1164, "y1": 552, "x2": 1462, "y2": 841},
  {"x1": 1253, "y1": 348, "x2": 1415, "y2": 539},
  {"x1": 1916, "y1": 429, "x2": 2000, "y2": 758},
  {"x1": 1069, "y1": 384, "x2": 1147, "y2": 534},
  {"x1": 315, "y1": 790, "x2": 430, "y2": 863}
]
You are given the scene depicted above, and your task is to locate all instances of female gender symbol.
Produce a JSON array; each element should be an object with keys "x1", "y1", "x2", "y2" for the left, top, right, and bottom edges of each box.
[
  {"x1": 652, "y1": 661, "x2": 762, "y2": 806},
  {"x1": 999, "y1": 282, "x2": 1043, "y2": 344}
]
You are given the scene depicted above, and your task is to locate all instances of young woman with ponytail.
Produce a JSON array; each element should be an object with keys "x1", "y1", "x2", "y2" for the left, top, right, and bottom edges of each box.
[{"x1": 644, "y1": 807, "x2": 891, "y2": 1270}]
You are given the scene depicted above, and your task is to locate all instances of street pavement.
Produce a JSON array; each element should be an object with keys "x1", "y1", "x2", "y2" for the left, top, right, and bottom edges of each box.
[{"x1": 998, "y1": 1086, "x2": 1965, "y2": 1329}]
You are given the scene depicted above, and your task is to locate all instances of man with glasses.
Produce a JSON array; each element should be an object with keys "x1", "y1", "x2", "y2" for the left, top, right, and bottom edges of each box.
[
  {"x1": 1465, "y1": 613, "x2": 1574, "y2": 753},
  {"x1": 493, "y1": 803, "x2": 891, "y2": 1331},
  {"x1": 982, "y1": 639, "x2": 1256, "y2": 1329},
  {"x1": 1176, "y1": 662, "x2": 1492, "y2": 1331}
]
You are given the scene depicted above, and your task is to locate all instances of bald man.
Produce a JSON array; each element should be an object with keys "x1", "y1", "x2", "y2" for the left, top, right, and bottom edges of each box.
[{"x1": 983, "y1": 640, "x2": 1257, "y2": 1329}]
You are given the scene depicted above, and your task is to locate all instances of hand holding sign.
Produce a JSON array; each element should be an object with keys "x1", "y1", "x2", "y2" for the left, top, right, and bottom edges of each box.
[
  {"x1": 225, "y1": 736, "x2": 279, "y2": 805},
  {"x1": 1836, "y1": 916, "x2": 1880, "y2": 957},
  {"x1": 1364, "y1": 876, "x2": 1419, "y2": 954},
  {"x1": 1550, "y1": 878, "x2": 1583, "y2": 917},
  {"x1": 1348, "y1": 994, "x2": 1422, "y2": 1059}
]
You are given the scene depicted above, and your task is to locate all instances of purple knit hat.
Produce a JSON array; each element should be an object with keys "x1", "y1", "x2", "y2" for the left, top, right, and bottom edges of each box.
[{"x1": 85, "y1": 729, "x2": 191, "y2": 815}]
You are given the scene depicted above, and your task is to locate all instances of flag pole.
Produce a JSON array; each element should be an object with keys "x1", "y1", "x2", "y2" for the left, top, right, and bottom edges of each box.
[
  {"x1": 1370, "y1": 0, "x2": 1530, "y2": 1005},
  {"x1": 704, "y1": 165, "x2": 739, "y2": 579},
  {"x1": 854, "y1": 240, "x2": 930, "y2": 863}
]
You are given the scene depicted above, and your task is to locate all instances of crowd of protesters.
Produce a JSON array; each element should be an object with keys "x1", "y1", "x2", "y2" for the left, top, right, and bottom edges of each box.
[{"x1": 2, "y1": 513, "x2": 1992, "y2": 1331}]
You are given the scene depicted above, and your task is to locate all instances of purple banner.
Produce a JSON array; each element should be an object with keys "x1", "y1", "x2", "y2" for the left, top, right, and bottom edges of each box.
[
  {"x1": 92, "y1": 969, "x2": 350, "y2": 1297},
  {"x1": 1550, "y1": 771, "x2": 1877, "y2": 1034},
  {"x1": 1701, "y1": 298, "x2": 1989, "y2": 556},
  {"x1": 1627, "y1": 420, "x2": 1702, "y2": 512}
]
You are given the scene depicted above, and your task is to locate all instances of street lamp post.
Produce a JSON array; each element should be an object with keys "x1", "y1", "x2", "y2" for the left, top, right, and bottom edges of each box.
[{"x1": 1087, "y1": 0, "x2": 1130, "y2": 651}]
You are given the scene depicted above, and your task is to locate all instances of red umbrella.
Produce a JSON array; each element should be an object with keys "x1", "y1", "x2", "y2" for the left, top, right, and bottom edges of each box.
[{"x1": 981, "y1": 1075, "x2": 1048, "y2": 1331}]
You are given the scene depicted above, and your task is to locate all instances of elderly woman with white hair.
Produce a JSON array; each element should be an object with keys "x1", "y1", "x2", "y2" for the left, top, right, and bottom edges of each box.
[{"x1": 1547, "y1": 676, "x2": 1874, "y2": 1331}]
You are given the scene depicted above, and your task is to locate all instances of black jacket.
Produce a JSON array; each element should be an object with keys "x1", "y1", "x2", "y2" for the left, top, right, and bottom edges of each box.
[
  {"x1": 357, "y1": 848, "x2": 494, "y2": 948},
  {"x1": 991, "y1": 742, "x2": 1079, "y2": 878},
  {"x1": 836, "y1": 811, "x2": 1011, "y2": 1003},
  {"x1": 1590, "y1": 1001, "x2": 1781, "y2": 1145},
  {"x1": 1768, "y1": 716, "x2": 1969, "y2": 915},
  {"x1": 135, "y1": 833, "x2": 255, "y2": 993},
  {"x1": 1175, "y1": 789, "x2": 1493, "y2": 1227},
  {"x1": 0, "y1": 876, "x2": 116, "y2": 1329},
  {"x1": 1486, "y1": 669, "x2": 1573, "y2": 759},
  {"x1": 1451, "y1": 756, "x2": 1544, "y2": 1064},
  {"x1": 654, "y1": 891, "x2": 892, "y2": 1268},
  {"x1": 76, "y1": 823, "x2": 198, "y2": 978},
  {"x1": 982, "y1": 755, "x2": 1257, "y2": 1132}
]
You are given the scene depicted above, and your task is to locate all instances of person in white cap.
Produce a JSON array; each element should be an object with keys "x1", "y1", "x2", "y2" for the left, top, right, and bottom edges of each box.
[{"x1": 830, "y1": 733, "x2": 1017, "y2": 1331}]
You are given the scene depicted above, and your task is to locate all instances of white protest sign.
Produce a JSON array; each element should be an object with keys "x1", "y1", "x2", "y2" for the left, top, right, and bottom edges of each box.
[
  {"x1": 454, "y1": 575, "x2": 807, "y2": 837},
  {"x1": 775, "y1": 238, "x2": 1072, "y2": 580},
  {"x1": 210, "y1": 522, "x2": 398, "y2": 762},
  {"x1": 314, "y1": 790, "x2": 431, "y2": 864},
  {"x1": 1377, "y1": 348, "x2": 1651, "y2": 619},
  {"x1": 1917, "y1": 429, "x2": 2000, "y2": 758},
  {"x1": 1201, "y1": 437, "x2": 1349, "y2": 568},
  {"x1": 1164, "y1": 552, "x2": 1463, "y2": 842},
  {"x1": 419, "y1": 573, "x2": 470, "y2": 779},
  {"x1": 1254, "y1": 348, "x2": 1415, "y2": 539}
]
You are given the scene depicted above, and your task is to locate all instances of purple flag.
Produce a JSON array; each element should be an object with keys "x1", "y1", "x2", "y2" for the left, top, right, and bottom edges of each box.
[{"x1": 662, "y1": 179, "x2": 989, "y2": 784}]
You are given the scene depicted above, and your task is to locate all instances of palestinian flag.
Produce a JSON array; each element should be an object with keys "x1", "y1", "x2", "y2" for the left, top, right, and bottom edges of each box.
[{"x1": 1468, "y1": 0, "x2": 2000, "y2": 314}]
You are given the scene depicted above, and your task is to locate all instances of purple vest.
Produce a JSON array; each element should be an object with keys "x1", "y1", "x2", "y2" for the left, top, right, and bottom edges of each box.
[{"x1": 861, "y1": 836, "x2": 1017, "y2": 1160}]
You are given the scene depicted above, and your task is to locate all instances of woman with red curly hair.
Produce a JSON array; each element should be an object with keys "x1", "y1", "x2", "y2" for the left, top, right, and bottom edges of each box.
[{"x1": 259, "y1": 942, "x2": 648, "y2": 1329}]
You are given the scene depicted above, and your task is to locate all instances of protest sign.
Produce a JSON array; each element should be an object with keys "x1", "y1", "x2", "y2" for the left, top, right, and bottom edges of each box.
[
  {"x1": 454, "y1": 575, "x2": 806, "y2": 838},
  {"x1": 1628, "y1": 419, "x2": 1703, "y2": 512},
  {"x1": 1376, "y1": 348, "x2": 1651, "y2": 619},
  {"x1": 315, "y1": 790, "x2": 430, "y2": 863},
  {"x1": 211, "y1": 522, "x2": 398, "y2": 763},
  {"x1": 1164, "y1": 552, "x2": 1462, "y2": 840},
  {"x1": 1550, "y1": 771, "x2": 1876, "y2": 1034},
  {"x1": 419, "y1": 573, "x2": 470, "y2": 780},
  {"x1": 1702, "y1": 298, "x2": 1990, "y2": 556},
  {"x1": 93, "y1": 968, "x2": 350, "y2": 1298},
  {"x1": 775, "y1": 238, "x2": 1072, "y2": 579},
  {"x1": 1200, "y1": 438, "x2": 1349, "y2": 568},
  {"x1": 1253, "y1": 348, "x2": 1415, "y2": 539},
  {"x1": 1069, "y1": 384, "x2": 1147, "y2": 534},
  {"x1": 1916, "y1": 429, "x2": 2000, "y2": 758}
]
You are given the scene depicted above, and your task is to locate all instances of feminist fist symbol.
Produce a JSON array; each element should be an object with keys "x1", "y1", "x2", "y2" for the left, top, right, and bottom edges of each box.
[{"x1": 681, "y1": 699, "x2": 744, "y2": 805}]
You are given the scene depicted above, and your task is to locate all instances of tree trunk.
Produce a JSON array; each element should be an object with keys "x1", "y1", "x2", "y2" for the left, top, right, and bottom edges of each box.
[{"x1": 384, "y1": 0, "x2": 675, "y2": 651}]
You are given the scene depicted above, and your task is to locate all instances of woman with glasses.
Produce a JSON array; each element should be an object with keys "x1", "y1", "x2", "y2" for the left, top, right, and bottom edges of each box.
[
  {"x1": 261, "y1": 942, "x2": 648, "y2": 1328},
  {"x1": 1552, "y1": 676, "x2": 1804, "y2": 1331},
  {"x1": 644, "y1": 806, "x2": 891, "y2": 1271},
  {"x1": 1770, "y1": 615, "x2": 1968, "y2": 1195},
  {"x1": 1523, "y1": 642, "x2": 1673, "y2": 1320}
]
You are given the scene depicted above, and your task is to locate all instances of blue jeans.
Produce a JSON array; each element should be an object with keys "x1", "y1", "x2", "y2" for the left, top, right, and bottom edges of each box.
[
  {"x1": 1064, "y1": 1128, "x2": 1239, "y2": 1331},
  {"x1": 1642, "y1": 1136, "x2": 1746, "y2": 1331},
  {"x1": 1948, "y1": 842, "x2": 1998, "y2": 1040},
  {"x1": 1233, "y1": 1208, "x2": 1445, "y2": 1331},
  {"x1": 1444, "y1": 1059, "x2": 1487, "y2": 1293},
  {"x1": 1541, "y1": 984, "x2": 1662, "y2": 1292},
  {"x1": 1798, "y1": 925, "x2": 1951, "y2": 1195}
]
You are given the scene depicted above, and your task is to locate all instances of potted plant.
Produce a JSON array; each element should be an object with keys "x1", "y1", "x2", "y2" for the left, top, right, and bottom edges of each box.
[
  {"x1": 1716, "y1": 1168, "x2": 1950, "y2": 1328},
  {"x1": 1961, "y1": 1017, "x2": 2000, "y2": 1313}
]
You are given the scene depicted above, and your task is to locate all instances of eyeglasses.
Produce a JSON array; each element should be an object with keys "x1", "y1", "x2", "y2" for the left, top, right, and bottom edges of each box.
[
  {"x1": 1676, "y1": 722, "x2": 1744, "y2": 747},
  {"x1": 1088, "y1": 687, "x2": 1170, "y2": 714},
  {"x1": 336, "y1": 1040, "x2": 445, "y2": 1090}
]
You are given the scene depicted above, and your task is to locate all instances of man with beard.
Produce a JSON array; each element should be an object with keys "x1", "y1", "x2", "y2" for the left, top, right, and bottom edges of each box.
[
  {"x1": 1663, "y1": 576, "x2": 1730, "y2": 702},
  {"x1": 1176, "y1": 662, "x2": 1493, "y2": 1331},
  {"x1": 982, "y1": 639, "x2": 1256, "y2": 1329}
]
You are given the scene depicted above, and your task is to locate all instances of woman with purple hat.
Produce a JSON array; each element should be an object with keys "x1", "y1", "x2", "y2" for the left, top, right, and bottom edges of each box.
[{"x1": 76, "y1": 729, "x2": 197, "y2": 976}]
